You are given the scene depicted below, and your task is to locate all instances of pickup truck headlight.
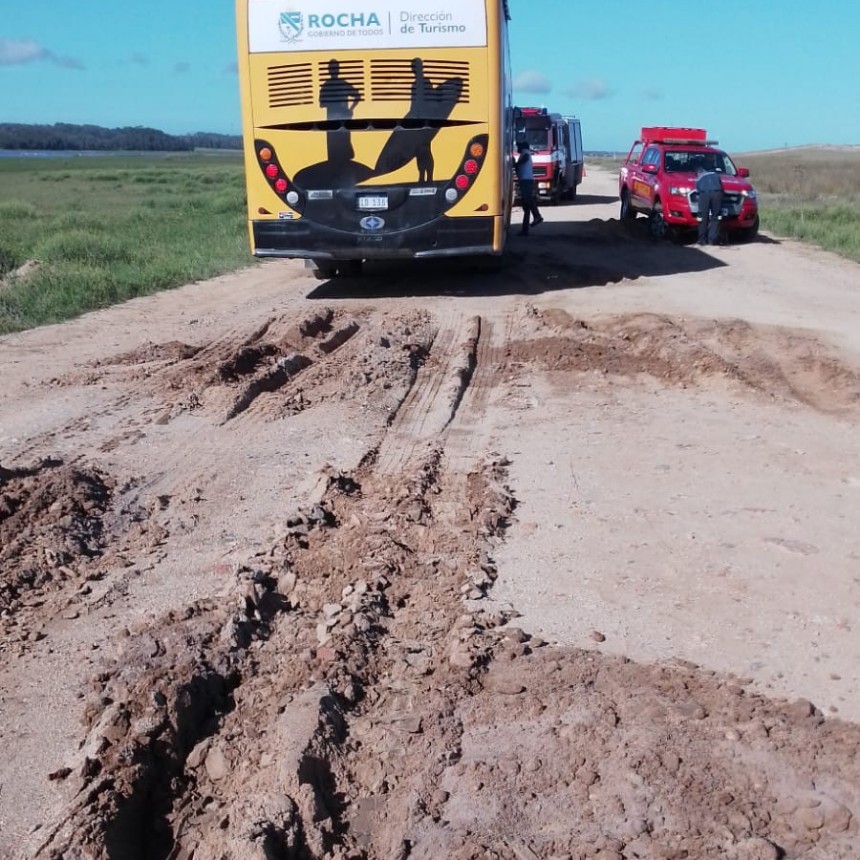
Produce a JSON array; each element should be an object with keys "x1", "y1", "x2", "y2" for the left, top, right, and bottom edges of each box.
[
  {"x1": 669, "y1": 185, "x2": 692, "y2": 196},
  {"x1": 741, "y1": 188, "x2": 758, "y2": 199}
]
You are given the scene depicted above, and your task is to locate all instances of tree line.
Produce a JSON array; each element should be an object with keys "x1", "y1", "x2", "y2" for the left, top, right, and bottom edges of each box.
[{"x1": 0, "y1": 123, "x2": 241, "y2": 152}]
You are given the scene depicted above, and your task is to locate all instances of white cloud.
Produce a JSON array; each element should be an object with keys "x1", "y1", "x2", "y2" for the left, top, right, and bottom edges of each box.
[
  {"x1": 0, "y1": 38, "x2": 83, "y2": 69},
  {"x1": 513, "y1": 69, "x2": 552, "y2": 95},
  {"x1": 565, "y1": 78, "x2": 613, "y2": 101},
  {"x1": 0, "y1": 38, "x2": 43, "y2": 65}
]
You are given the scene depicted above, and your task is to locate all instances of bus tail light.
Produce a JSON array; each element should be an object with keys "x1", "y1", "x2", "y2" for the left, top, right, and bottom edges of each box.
[
  {"x1": 444, "y1": 134, "x2": 489, "y2": 210},
  {"x1": 254, "y1": 138, "x2": 305, "y2": 214}
]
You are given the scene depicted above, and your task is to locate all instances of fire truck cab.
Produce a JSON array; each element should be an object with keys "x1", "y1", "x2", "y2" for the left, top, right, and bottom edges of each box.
[{"x1": 514, "y1": 107, "x2": 584, "y2": 204}]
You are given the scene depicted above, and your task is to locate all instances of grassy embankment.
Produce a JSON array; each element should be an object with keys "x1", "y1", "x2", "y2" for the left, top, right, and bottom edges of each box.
[
  {"x1": 589, "y1": 149, "x2": 860, "y2": 261},
  {"x1": 0, "y1": 152, "x2": 252, "y2": 335},
  {"x1": 739, "y1": 148, "x2": 860, "y2": 261}
]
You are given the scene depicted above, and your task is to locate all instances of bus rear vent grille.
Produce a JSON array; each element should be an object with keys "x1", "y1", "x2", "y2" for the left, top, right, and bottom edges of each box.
[
  {"x1": 369, "y1": 60, "x2": 470, "y2": 103},
  {"x1": 268, "y1": 63, "x2": 314, "y2": 108}
]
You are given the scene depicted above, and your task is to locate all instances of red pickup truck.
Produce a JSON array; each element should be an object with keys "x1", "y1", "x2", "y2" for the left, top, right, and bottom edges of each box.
[{"x1": 619, "y1": 127, "x2": 759, "y2": 242}]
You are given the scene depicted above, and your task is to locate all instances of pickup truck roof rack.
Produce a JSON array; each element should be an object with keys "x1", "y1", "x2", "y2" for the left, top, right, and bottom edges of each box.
[{"x1": 639, "y1": 126, "x2": 718, "y2": 146}]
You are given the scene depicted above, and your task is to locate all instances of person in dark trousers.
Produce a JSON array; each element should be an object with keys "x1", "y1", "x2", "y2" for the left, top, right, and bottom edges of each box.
[
  {"x1": 515, "y1": 142, "x2": 543, "y2": 236},
  {"x1": 696, "y1": 165, "x2": 724, "y2": 245}
]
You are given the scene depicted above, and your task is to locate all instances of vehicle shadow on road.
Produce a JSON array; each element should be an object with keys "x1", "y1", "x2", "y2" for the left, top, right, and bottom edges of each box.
[
  {"x1": 568, "y1": 193, "x2": 619, "y2": 205},
  {"x1": 307, "y1": 216, "x2": 729, "y2": 300}
]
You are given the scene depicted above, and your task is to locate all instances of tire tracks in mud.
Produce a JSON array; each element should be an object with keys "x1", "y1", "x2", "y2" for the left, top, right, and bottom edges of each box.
[
  {"x1": 32, "y1": 309, "x2": 515, "y2": 859},
  {"x1": 8, "y1": 303, "x2": 860, "y2": 859}
]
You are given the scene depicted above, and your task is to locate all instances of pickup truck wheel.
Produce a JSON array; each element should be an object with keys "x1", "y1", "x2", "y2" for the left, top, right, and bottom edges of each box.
[
  {"x1": 570, "y1": 183, "x2": 578, "y2": 201},
  {"x1": 620, "y1": 191, "x2": 635, "y2": 220},
  {"x1": 739, "y1": 215, "x2": 760, "y2": 242},
  {"x1": 648, "y1": 201, "x2": 668, "y2": 241}
]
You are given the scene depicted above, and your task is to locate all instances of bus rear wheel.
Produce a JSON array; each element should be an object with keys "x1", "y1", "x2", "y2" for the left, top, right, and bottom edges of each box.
[{"x1": 310, "y1": 259, "x2": 363, "y2": 279}]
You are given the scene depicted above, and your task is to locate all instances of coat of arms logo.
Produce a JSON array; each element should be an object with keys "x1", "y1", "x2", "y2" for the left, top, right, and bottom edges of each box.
[{"x1": 279, "y1": 12, "x2": 304, "y2": 42}]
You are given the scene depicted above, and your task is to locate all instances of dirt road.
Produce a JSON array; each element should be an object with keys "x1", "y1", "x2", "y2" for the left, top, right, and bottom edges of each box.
[{"x1": 1, "y1": 167, "x2": 859, "y2": 859}]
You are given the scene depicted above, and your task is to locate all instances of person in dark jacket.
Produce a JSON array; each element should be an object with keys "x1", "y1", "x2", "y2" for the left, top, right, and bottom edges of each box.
[
  {"x1": 515, "y1": 142, "x2": 543, "y2": 236},
  {"x1": 696, "y1": 166, "x2": 724, "y2": 245}
]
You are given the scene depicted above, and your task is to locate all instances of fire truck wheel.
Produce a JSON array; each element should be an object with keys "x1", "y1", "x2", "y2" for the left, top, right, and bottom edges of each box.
[
  {"x1": 648, "y1": 201, "x2": 669, "y2": 241},
  {"x1": 620, "y1": 191, "x2": 636, "y2": 221},
  {"x1": 738, "y1": 215, "x2": 760, "y2": 242}
]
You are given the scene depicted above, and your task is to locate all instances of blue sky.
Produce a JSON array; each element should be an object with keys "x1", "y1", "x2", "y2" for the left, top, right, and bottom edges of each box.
[{"x1": 2, "y1": 0, "x2": 859, "y2": 152}]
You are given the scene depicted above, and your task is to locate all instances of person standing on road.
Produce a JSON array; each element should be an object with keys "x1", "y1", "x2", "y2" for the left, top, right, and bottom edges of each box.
[
  {"x1": 696, "y1": 165, "x2": 724, "y2": 245},
  {"x1": 515, "y1": 142, "x2": 543, "y2": 236}
]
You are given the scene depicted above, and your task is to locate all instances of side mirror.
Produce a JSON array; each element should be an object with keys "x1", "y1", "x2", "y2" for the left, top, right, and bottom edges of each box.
[
  {"x1": 737, "y1": 167, "x2": 750, "y2": 178},
  {"x1": 641, "y1": 163, "x2": 659, "y2": 174}
]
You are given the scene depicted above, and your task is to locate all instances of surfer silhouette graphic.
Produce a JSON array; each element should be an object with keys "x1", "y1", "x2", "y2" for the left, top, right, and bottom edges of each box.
[
  {"x1": 319, "y1": 59, "x2": 361, "y2": 167},
  {"x1": 410, "y1": 59, "x2": 435, "y2": 182},
  {"x1": 374, "y1": 58, "x2": 462, "y2": 179}
]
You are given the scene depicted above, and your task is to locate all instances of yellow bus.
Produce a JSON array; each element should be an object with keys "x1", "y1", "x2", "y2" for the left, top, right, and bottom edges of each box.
[{"x1": 235, "y1": 0, "x2": 513, "y2": 277}]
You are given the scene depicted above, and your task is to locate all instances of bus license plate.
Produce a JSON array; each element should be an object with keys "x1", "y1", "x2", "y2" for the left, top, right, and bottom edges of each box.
[{"x1": 357, "y1": 195, "x2": 388, "y2": 211}]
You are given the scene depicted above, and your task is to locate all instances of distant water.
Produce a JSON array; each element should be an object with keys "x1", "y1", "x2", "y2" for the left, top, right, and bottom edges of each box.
[{"x1": 0, "y1": 150, "x2": 171, "y2": 159}]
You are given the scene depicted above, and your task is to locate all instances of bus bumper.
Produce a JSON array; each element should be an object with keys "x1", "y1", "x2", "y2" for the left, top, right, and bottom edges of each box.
[{"x1": 251, "y1": 216, "x2": 498, "y2": 260}]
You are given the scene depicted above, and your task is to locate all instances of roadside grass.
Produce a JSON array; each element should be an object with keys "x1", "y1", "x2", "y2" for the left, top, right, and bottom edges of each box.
[
  {"x1": 0, "y1": 152, "x2": 254, "y2": 334},
  {"x1": 738, "y1": 149, "x2": 860, "y2": 261}
]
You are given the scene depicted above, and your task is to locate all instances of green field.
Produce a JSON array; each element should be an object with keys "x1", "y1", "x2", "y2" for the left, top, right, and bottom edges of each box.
[
  {"x1": 738, "y1": 148, "x2": 860, "y2": 261},
  {"x1": 589, "y1": 148, "x2": 860, "y2": 261},
  {"x1": 0, "y1": 152, "x2": 253, "y2": 335}
]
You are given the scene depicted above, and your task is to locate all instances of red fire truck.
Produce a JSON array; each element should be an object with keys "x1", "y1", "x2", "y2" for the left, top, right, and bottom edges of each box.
[
  {"x1": 618, "y1": 126, "x2": 759, "y2": 241},
  {"x1": 514, "y1": 107, "x2": 584, "y2": 203}
]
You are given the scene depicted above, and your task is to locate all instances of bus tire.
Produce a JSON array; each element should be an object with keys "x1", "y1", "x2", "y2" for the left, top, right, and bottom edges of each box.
[
  {"x1": 342, "y1": 259, "x2": 363, "y2": 277},
  {"x1": 472, "y1": 254, "x2": 504, "y2": 274},
  {"x1": 311, "y1": 259, "x2": 363, "y2": 279},
  {"x1": 311, "y1": 260, "x2": 339, "y2": 279}
]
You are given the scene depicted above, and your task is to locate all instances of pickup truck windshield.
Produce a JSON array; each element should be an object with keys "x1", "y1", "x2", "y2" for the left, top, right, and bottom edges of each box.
[{"x1": 663, "y1": 150, "x2": 737, "y2": 175}]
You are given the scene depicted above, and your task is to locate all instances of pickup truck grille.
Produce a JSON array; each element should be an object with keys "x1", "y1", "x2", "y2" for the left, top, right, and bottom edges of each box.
[{"x1": 690, "y1": 190, "x2": 744, "y2": 217}]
